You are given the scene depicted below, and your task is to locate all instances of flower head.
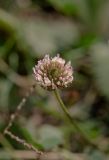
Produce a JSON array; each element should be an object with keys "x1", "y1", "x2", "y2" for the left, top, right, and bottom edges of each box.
[{"x1": 33, "y1": 54, "x2": 73, "y2": 90}]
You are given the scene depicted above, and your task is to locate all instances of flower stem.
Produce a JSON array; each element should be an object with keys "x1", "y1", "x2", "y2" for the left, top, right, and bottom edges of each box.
[{"x1": 54, "y1": 89, "x2": 97, "y2": 148}]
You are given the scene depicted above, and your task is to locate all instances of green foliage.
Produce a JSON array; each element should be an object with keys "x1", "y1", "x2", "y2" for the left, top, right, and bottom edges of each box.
[
  {"x1": 87, "y1": 150, "x2": 106, "y2": 160},
  {"x1": 37, "y1": 125, "x2": 63, "y2": 150},
  {"x1": 0, "y1": 79, "x2": 12, "y2": 109},
  {"x1": 91, "y1": 42, "x2": 109, "y2": 98},
  {"x1": 0, "y1": 0, "x2": 109, "y2": 159},
  {"x1": 80, "y1": 120, "x2": 101, "y2": 139},
  {"x1": 47, "y1": 0, "x2": 78, "y2": 16}
]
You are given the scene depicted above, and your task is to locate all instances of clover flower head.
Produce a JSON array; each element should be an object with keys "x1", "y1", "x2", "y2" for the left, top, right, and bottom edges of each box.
[{"x1": 33, "y1": 54, "x2": 73, "y2": 90}]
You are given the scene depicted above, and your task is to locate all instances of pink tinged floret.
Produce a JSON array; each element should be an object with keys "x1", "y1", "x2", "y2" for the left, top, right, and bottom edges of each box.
[
  {"x1": 33, "y1": 54, "x2": 74, "y2": 90},
  {"x1": 52, "y1": 57, "x2": 65, "y2": 65}
]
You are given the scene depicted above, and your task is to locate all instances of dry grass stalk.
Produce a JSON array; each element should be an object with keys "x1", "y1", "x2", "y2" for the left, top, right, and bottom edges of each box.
[{"x1": 4, "y1": 84, "x2": 43, "y2": 157}]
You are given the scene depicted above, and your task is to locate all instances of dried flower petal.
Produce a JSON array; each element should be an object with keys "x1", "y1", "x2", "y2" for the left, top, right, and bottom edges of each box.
[{"x1": 33, "y1": 54, "x2": 73, "y2": 90}]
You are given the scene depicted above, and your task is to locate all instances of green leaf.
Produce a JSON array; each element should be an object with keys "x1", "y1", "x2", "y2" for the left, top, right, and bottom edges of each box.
[
  {"x1": 47, "y1": 0, "x2": 78, "y2": 15},
  {"x1": 79, "y1": 120, "x2": 101, "y2": 139},
  {"x1": 87, "y1": 150, "x2": 106, "y2": 160},
  {"x1": 76, "y1": 33, "x2": 97, "y2": 48},
  {"x1": 47, "y1": 0, "x2": 90, "y2": 23},
  {"x1": 87, "y1": 0, "x2": 104, "y2": 18},
  {"x1": 38, "y1": 125, "x2": 63, "y2": 150},
  {"x1": 0, "y1": 79, "x2": 12, "y2": 109},
  {"x1": 90, "y1": 42, "x2": 109, "y2": 98},
  {"x1": 18, "y1": 126, "x2": 44, "y2": 150},
  {"x1": 21, "y1": 19, "x2": 79, "y2": 56}
]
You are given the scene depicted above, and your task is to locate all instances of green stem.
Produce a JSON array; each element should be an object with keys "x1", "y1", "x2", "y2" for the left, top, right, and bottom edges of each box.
[{"x1": 54, "y1": 89, "x2": 97, "y2": 148}]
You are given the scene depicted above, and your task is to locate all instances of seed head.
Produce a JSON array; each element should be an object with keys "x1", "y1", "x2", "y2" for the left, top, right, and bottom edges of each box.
[{"x1": 33, "y1": 54, "x2": 73, "y2": 90}]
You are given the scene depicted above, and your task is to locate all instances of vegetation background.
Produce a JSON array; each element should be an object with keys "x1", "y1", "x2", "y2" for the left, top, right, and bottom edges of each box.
[{"x1": 1, "y1": 0, "x2": 109, "y2": 159}]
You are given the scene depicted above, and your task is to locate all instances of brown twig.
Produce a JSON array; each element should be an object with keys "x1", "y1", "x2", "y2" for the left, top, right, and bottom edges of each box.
[
  {"x1": 4, "y1": 130, "x2": 42, "y2": 155},
  {"x1": 4, "y1": 84, "x2": 43, "y2": 157},
  {"x1": 0, "y1": 150, "x2": 87, "y2": 160},
  {"x1": 4, "y1": 84, "x2": 36, "y2": 131}
]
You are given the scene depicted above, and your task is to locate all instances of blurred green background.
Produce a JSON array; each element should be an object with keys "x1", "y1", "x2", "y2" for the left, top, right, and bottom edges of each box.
[{"x1": 1, "y1": 0, "x2": 109, "y2": 159}]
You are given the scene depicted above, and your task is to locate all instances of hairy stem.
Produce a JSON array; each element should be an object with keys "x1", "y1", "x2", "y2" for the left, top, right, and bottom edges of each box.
[{"x1": 54, "y1": 89, "x2": 97, "y2": 148}]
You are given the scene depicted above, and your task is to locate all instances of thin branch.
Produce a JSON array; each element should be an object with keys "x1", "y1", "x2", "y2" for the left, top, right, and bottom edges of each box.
[
  {"x1": 4, "y1": 84, "x2": 43, "y2": 157},
  {"x1": 4, "y1": 84, "x2": 36, "y2": 132},
  {"x1": 4, "y1": 130, "x2": 42, "y2": 155},
  {"x1": 0, "y1": 150, "x2": 87, "y2": 160}
]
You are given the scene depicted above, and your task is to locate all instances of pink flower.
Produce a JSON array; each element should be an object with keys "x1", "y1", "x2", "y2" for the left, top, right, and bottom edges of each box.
[{"x1": 33, "y1": 54, "x2": 73, "y2": 90}]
